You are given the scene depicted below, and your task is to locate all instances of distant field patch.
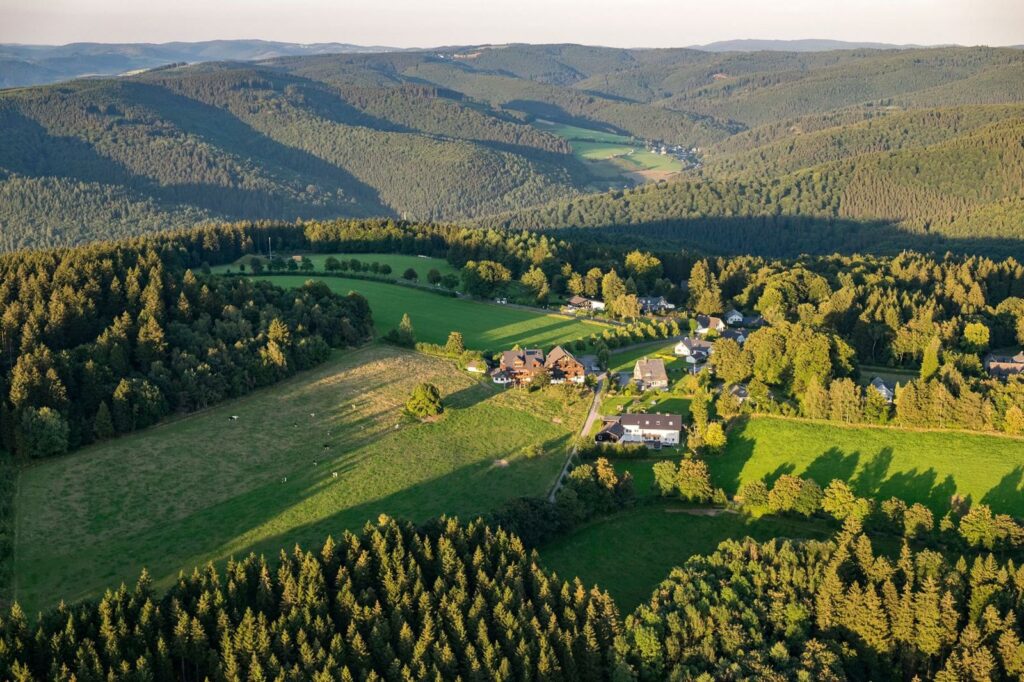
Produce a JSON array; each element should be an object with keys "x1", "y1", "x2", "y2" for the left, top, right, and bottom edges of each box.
[
  {"x1": 15, "y1": 345, "x2": 590, "y2": 613},
  {"x1": 533, "y1": 120, "x2": 681, "y2": 181},
  {"x1": 252, "y1": 274, "x2": 607, "y2": 351},
  {"x1": 716, "y1": 417, "x2": 1024, "y2": 516}
]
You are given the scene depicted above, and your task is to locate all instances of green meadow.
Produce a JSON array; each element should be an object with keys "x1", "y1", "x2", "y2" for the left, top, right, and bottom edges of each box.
[
  {"x1": 215, "y1": 252, "x2": 459, "y2": 279},
  {"x1": 14, "y1": 346, "x2": 590, "y2": 613},
  {"x1": 533, "y1": 119, "x2": 681, "y2": 180},
  {"x1": 716, "y1": 417, "x2": 1024, "y2": 516},
  {"x1": 539, "y1": 506, "x2": 835, "y2": 611},
  {"x1": 252, "y1": 274, "x2": 607, "y2": 351}
]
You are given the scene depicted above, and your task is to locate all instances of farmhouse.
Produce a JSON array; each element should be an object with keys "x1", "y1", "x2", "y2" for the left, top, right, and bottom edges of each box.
[
  {"x1": 565, "y1": 295, "x2": 605, "y2": 312},
  {"x1": 721, "y1": 329, "x2": 748, "y2": 345},
  {"x1": 985, "y1": 351, "x2": 1024, "y2": 379},
  {"x1": 595, "y1": 413, "x2": 683, "y2": 446},
  {"x1": 730, "y1": 383, "x2": 750, "y2": 403},
  {"x1": 634, "y1": 357, "x2": 669, "y2": 390},
  {"x1": 674, "y1": 336, "x2": 712, "y2": 363},
  {"x1": 494, "y1": 348, "x2": 545, "y2": 385},
  {"x1": 695, "y1": 315, "x2": 726, "y2": 336},
  {"x1": 639, "y1": 296, "x2": 675, "y2": 315},
  {"x1": 545, "y1": 345, "x2": 586, "y2": 384},
  {"x1": 869, "y1": 377, "x2": 895, "y2": 403}
]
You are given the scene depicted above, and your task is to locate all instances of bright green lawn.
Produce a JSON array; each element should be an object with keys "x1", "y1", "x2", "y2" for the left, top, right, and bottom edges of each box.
[
  {"x1": 533, "y1": 120, "x2": 634, "y2": 144},
  {"x1": 609, "y1": 342, "x2": 685, "y2": 373},
  {"x1": 716, "y1": 417, "x2": 1024, "y2": 516},
  {"x1": 14, "y1": 346, "x2": 589, "y2": 613},
  {"x1": 214, "y1": 253, "x2": 458, "y2": 279},
  {"x1": 539, "y1": 506, "x2": 836, "y2": 611},
  {"x1": 573, "y1": 140, "x2": 637, "y2": 160},
  {"x1": 250, "y1": 275, "x2": 607, "y2": 351}
]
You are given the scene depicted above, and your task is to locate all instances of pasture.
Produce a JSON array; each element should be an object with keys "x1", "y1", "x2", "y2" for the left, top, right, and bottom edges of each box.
[
  {"x1": 253, "y1": 274, "x2": 608, "y2": 351},
  {"x1": 716, "y1": 417, "x2": 1024, "y2": 516},
  {"x1": 533, "y1": 119, "x2": 681, "y2": 181},
  {"x1": 14, "y1": 345, "x2": 590, "y2": 613},
  {"x1": 539, "y1": 506, "x2": 835, "y2": 611},
  {"x1": 215, "y1": 252, "x2": 458, "y2": 280}
]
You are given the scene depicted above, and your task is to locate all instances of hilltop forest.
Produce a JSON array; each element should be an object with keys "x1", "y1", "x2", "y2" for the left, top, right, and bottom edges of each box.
[{"x1": 1, "y1": 45, "x2": 1023, "y2": 255}]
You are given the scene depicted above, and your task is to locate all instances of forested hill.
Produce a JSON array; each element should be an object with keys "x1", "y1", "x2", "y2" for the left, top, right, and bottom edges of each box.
[
  {"x1": 1, "y1": 44, "x2": 1023, "y2": 253},
  {"x1": 486, "y1": 104, "x2": 1024, "y2": 257}
]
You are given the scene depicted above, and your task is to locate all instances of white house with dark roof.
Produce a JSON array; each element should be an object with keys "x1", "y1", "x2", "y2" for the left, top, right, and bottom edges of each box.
[
  {"x1": 869, "y1": 377, "x2": 896, "y2": 403},
  {"x1": 721, "y1": 328, "x2": 748, "y2": 345},
  {"x1": 724, "y1": 308, "x2": 744, "y2": 325},
  {"x1": 595, "y1": 413, "x2": 683, "y2": 446},
  {"x1": 674, "y1": 337, "x2": 713, "y2": 363},
  {"x1": 639, "y1": 296, "x2": 675, "y2": 314}
]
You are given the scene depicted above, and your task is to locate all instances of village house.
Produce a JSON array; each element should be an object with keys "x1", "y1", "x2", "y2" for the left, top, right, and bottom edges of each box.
[
  {"x1": 595, "y1": 413, "x2": 683, "y2": 446},
  {"x1": 984, "y1": 351, "x2": 1024, "y2": 379},
  {"x1": 674, "y1": 336, "x2": 713, "y2": 364},
  {"x1": 724, "y1": 308, "x2": 744, "y2": 326},
  {"x1": 545, "y1": 345, "x2": 586, "y2": 384},
  {"x1": 565, "y1": 295, "x2": 605, "y2": 312},
  {"x1": 492, "y1": 348, "x2": 545, "y2": 386},
  {"x1": 638, "y1": 296, "x2": 675, "y2": 315},
  {"x1": 721, "y1": 328, "x2": 748, "y2": 345},
  {"x1": 729, "y1": 383, "x2": 750, "y2": 403},
  {"x1": 633, "y1": 357, "x2": 669, "y2": 390},
  {"x1": 695, "y1": 314, "x2": 726, "y2": 336},
  {"x1": 869, "y1": 377, "x2": 895, "y2": 403}
]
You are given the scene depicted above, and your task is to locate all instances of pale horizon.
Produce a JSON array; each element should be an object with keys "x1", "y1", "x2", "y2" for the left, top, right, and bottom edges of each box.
[{"x1": 1, "y1": 0, "x2": 1022, "y2": 49}]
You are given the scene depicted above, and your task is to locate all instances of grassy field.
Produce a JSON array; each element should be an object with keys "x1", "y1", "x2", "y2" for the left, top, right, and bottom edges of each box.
[
  {"x1": 214, "y1": 252, "x2": 458, "y2": 279},
  {"x1": 716, "y1": 417, "x2": 1024, "y2": 516},
  {"x1": 539, "y1": 506, "x2": 836, "y2": 611},
  {"x1": 14, "y1": 345, "x2": 590, "y2": 613},
  {"x1": 609, "y1": 341, "x2": 686, "y2": 374},
  {"x1": 249, "y1": 275, "x2": 607, "y2": 351},
  {"x1": 533, "y1": 119, "x2": 681, "y2": 181}
]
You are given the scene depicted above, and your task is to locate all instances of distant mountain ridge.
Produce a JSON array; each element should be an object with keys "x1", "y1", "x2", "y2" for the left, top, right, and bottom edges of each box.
[
  {"x1": 690, "y1": 39, "x2": 940, "y2": 52},
  {"x1": 0, "y1": 40, "x2": 404, "y2": 88}
]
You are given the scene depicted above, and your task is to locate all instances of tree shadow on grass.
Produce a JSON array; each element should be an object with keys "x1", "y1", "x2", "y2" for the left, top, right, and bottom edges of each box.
[{"x1": 982, "y1": 466, "x2": 1024, "y2": 513}]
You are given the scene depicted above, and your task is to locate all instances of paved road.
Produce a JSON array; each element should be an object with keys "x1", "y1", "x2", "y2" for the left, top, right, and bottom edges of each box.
[{"x1": 548, "y1": 374, "x2": 605, "y2": 502}]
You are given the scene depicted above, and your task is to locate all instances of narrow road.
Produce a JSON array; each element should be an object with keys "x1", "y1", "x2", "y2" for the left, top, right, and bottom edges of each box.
[{"x1": 548, "y1": 374, "x2": 605, "y2": 502}]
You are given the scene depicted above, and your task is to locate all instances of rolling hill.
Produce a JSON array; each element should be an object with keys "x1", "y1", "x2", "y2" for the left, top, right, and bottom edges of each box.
[{"x1": 1, "y1": 43, "x2": 1023, "y2": 254}]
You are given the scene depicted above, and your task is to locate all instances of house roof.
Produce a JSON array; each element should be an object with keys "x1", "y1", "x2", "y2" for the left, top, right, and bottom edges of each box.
[
  {"x1": 696, "y1": 314, "x2": 724, "y2": 329},
  {"x1": 567, "y1": 295, "x2": 590, "y2": 306},
  {"x1": 677, "y1": 337, "x2": 712, "y2": 352},
  {"x1": 870, "y1": 376, "x2": 894, "y2": 390},
  {"x1": 721, "y1": 329, "x2": 747, "y2": 342},
  {"x1": 725, "y1": 308, "x2": 743, "y2": 318},
  {"x1": 986, "y1": 351, "x2": 1024, "y2": 365},
  {"x1": 618, "y1": 413, "x2": 682, "y2": 431},
  {"x1": 730, "y1": 384, "x2": 749, "y2": 398},
  {"x1": 597, "y1": 421, "x2": 624, "y2": 439},
  {"x1": 545, "y1": 345, "x2": 580, "y2": 368},
  {"x1": 634, "y1": 357, "x2": 669, "y2": 384},
  {"x1": 502, "y1": 348, "x2": 544, "y2": 369}
]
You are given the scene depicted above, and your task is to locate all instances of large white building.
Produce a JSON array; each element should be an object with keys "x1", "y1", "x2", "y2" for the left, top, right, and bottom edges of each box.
[{"x1": 595, "y1": 413, "x2": 683, "y2": 446}]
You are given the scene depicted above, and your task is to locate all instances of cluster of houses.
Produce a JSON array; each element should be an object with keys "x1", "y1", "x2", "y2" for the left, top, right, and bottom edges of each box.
[
  {"x1": 673, "y1": 308, "x2": 764, "y2": 370},
  {"x1": 489, "y1": 345, "x2": 599, "y2": 386}
]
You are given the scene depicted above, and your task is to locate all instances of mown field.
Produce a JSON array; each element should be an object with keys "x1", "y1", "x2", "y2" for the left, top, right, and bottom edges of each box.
[
  {"x1": 539, "y1": 506, "x2": 835, "y2": 611},
  {"x1": 716, "y1": 417, "x2": 1024, "y2": 516},
  {"x1": 533, "y1": 119, "x2": 681, "y2": 181},
  {"x1": 14, "y1": 345, "x2": 590, "y2": 612},
  {"x1": 253, "y1": 274, "x2": 607, "y2": 350},
  {"x1": 216, "y1": 252, "x2": 459, "y2": 280}
]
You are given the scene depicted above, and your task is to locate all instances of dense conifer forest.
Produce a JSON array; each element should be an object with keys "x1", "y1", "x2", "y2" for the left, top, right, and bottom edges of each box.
[{"x1": 1, "y1": 44, "x2": 1022, "y2": 254}]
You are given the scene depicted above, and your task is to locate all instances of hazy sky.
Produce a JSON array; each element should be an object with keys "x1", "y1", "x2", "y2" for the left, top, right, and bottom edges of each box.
[{"x1": 1, "y1": 0, "x2": 1022, "y2": 47}]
